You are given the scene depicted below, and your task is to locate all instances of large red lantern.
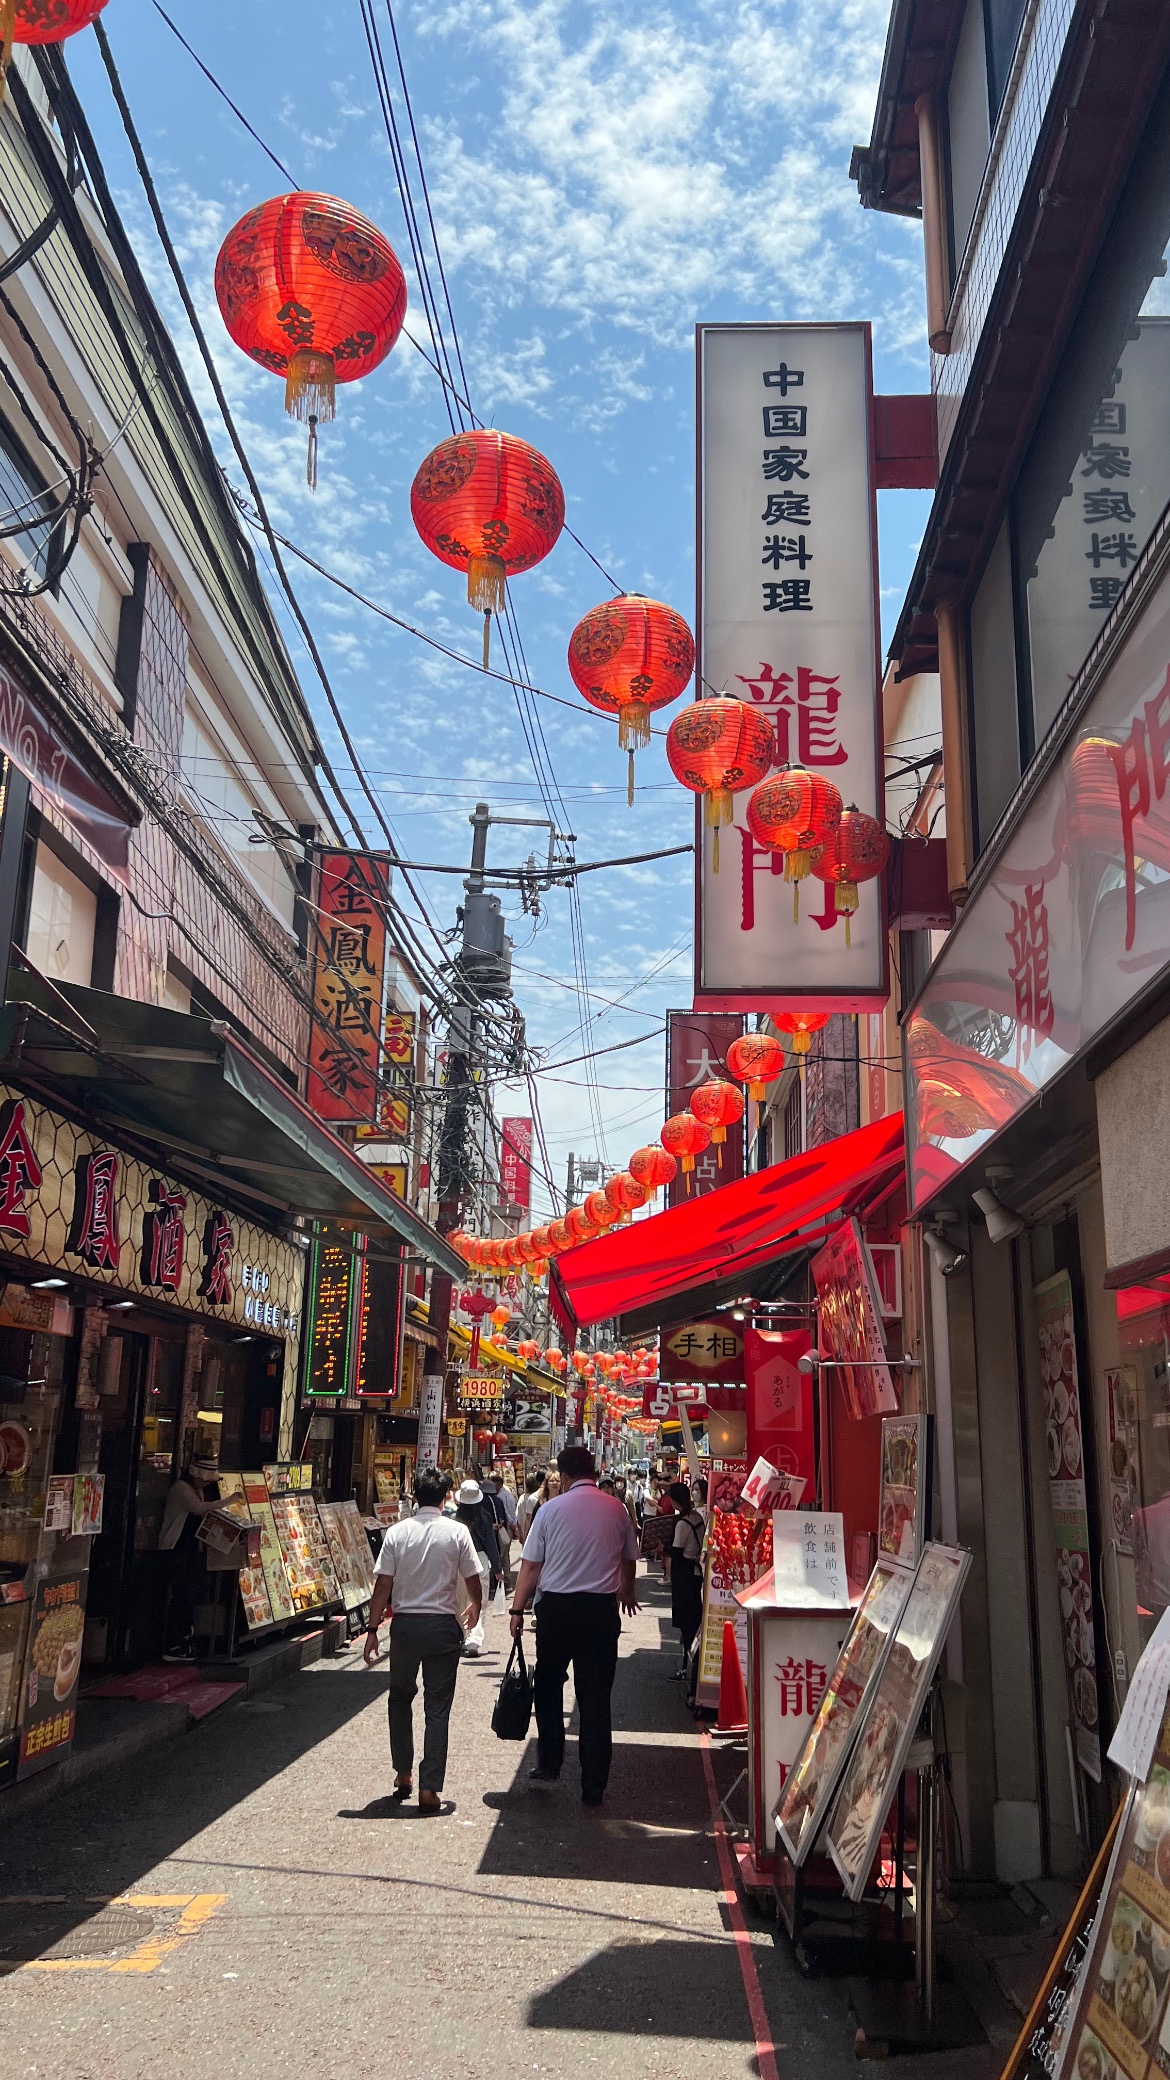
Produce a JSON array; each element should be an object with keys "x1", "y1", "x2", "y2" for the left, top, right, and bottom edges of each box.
[
  {"x1": 568, "y1": 595, "x2": 695, "y2": 804},
  {"x1": 564, "y1": 1206, "x2": 596, "y2": 1245},
  {"x1": 583, "y1": 1190, "x2": 618, "y2": 1230},
  {"x1": 747, "y1": 768, "x2": 844, "y2": 917},
  {"x1": 411, "y1": 429, "x2": 564, "y2": 665},
  {"x1": 3, "y1": 0, "x2": 107, "y2": 87},
  {"x1": 627, "y1": 1145, "x2": 677, "y2": 1199},
  {"x1": 546, "y1": 1219, "x2": 572, "y2": 1253},
  {"x1": 215, "y1": 194, "x2": 406, "y2": 488},
  {"x1": 812, "y1": 805, "x2": 890, "y2": 946},
  {"x1": 665, "y1": 697, "x2": 774, "y2": 870},
  {"x1": 660, "y1": 1112, "x2": 712, "y2": 1190},
  {"x1": 774, "y1": 1011, "x2": 830, "y2": 1064},
  {"x1": 688, "y1": 1079, "x2": 745, "y2": 1166},
  {"x1": 726, "y1": 1032, "x2": 786, "y2": 1102}
]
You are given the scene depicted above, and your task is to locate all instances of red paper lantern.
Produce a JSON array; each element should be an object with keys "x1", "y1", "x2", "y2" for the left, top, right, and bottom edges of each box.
[
  {"x1": 774, "y1": 1012, "x2": 830, "y2": 1061},
  {"x1": 583, "y1": 1190, "x2": 618, "y2": 1230},
  {"x1": 568, "y1": 595, "x2": 695, "y2": 804},
  {"x1": 9, "y1": 0, "x2": 106, "y2": 45},
  {"x1": 688, "y1": 1079, "x2": 745, "y2": 1168},
  {"x1": 747, "y1": 767, "x2": 844, "y2": 918},
  {"x1": 547, "y1": 1219, "x2": 572, "y2": 1253},
  {"x1": 726, "y1": 1033, "x2": 786, "y2": 1102},
  {"x1": 666, "y1": 697, "x2": 774, "y2": 870},
  {"x1": 660, "y1": 1112, "x2": 712, "y2": 1190},
  {"x1": 627, "y1": 1145, "x2": 677, "y2": 1198},
  {"x1": 411, "y1": 429, "x2": 564, "y2": 665},
  {"x1": 215, "y1": 194, "x2": 406, "y2": 487},
  {"x1": 564, "y1": 1206, "x2": 596, "y2": 1244},
  {"x1": 531, "y1": 1225, "x2": 554, "y2": 1258},
  {"x1": 490, "y1": 1303, "x2": 511, "y2": 1330},
  {"x1": 604, "y1": 1171, "x2": 648, "y2": 1222},
  {"x1": 812, "y1": 805, "x2": 890, "y2": 946}
]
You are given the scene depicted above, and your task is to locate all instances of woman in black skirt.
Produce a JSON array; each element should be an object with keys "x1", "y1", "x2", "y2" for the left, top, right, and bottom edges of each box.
[{"x1": 667, "y1": 1480, "x2": 706, "y2": 1678}]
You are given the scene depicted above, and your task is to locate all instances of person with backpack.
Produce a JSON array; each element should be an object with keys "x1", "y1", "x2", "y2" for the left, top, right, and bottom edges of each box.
[{"x1": 667, "y1": 1480, "x2": 706, "y2": 1680}]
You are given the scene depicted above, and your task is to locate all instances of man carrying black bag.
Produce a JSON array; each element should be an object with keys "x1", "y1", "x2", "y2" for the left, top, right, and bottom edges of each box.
[{"x1": 508, "y1": 1447, "x2": 639, "y2": 1808}]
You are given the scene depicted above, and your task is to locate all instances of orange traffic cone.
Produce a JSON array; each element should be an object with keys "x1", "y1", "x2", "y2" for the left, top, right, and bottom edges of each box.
[{"x1": 716, "y1": 1620, "x2": 748, "y2": 1733}]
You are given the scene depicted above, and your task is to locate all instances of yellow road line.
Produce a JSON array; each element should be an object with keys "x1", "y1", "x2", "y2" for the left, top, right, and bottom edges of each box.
[{"x1": 20, "y1": 1893, "x2": 227, "y2": 1975}]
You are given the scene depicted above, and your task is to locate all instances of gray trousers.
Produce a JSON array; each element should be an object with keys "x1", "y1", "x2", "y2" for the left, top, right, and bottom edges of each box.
[{"x1": 387, "y1": 1611, "x2": 465, "y2": 1794}]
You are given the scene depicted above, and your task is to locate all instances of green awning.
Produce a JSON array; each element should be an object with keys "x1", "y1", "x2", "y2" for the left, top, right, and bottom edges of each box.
[{"x1": 0, "y1": 973, "x2": 461, "y2": 1277}]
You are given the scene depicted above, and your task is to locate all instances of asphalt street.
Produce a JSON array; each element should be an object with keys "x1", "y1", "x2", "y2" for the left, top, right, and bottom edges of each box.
[{"x1": 0, "y1": 1568, "x2": 1012, "y2": 2078}]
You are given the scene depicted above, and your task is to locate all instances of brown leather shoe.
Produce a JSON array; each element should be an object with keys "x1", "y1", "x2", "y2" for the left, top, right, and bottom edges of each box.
[{"x1": 418, "y1": 1790, "x2": 443, "y2": 1814}]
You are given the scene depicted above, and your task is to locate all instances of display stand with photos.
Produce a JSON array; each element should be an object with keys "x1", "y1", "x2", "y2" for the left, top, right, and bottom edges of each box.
[
  {"x1": 733, "y1": 1512, "x2": 855, "y2": 1892},
  {"x1": 996, "y1": 1809, "x2": 1121, "y2": 2080}
]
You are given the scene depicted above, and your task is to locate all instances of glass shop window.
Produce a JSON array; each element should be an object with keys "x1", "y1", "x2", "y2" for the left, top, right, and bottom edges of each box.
[
  {"x1": 23, "y1": 840, "x2": 96, "y2": 984},
  {"x1": 0, "y1": 411, "x2": 62, "y2": 586},
  {"x1": 1014, "y1": 70, "x2": 1170, "y2": 754}
]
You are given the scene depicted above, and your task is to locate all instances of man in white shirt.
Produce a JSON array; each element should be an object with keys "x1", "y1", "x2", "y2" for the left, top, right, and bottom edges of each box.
[
  {"x1": 364, "y1": 1465, "x2": 483, "y2": 1811},
  {"x1": 509, "y1": 1447, "x2": 639, "y2": 1807}
]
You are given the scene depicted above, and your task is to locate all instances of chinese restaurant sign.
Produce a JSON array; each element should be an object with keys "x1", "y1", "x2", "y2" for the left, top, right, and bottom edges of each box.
[
  {"x1": 356, "y1": 1011, "x2": 415, "y2": 1143},
  {"x1": 500, "y1": 1118, "x2": 533, "y2": 1212},
  {"x1": 906, "y1": 556, "x2": 1170, "y2": 1209},
  {"x1": 665, "y1": 1010, "x2": 745, "y2": 1206},
  {"x1": 0, "y1": 1084, "x2": 302, "y2": 1347},
  {"x1": 304, "y1": 1227, "x2": 359, "y2": 1399},
  {"x1": 308, "y1": 851, "x2": 390, "y2": 1126},
  {"x1": 695, "y1": 323, "x2": 886, "y2": 1011}
]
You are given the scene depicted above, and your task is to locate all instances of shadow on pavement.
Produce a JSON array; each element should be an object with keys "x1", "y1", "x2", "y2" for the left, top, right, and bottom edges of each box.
[
  {"x1": 526, "y1": 1936, "x2": 756, "y2": 2038},
  {"x1": 478, "y1": 1737, "x2": 722, "y2": 1891},
  {"x1": 337, "y1": 1796, "x2": 457, "y2": 1819},
  {"x1": 0, "y1": 1664, "x2": 388, "y2": 1963}
]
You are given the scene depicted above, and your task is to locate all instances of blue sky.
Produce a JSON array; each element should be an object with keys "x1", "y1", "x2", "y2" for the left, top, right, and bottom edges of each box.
[{"x1": 70, "y1": 0, "x2": 931, "y2": 1218}]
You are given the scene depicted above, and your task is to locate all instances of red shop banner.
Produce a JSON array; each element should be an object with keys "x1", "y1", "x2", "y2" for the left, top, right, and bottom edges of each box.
[
  {"x1": 744, "y1": 1326, "x2": 814, "y2": 1495},
  {"x1": 665, "y1": 1009, "x2": 745, "y2": 1207},
  {"x1": 500, "y1": 1118, "x2": 533, "y2": 1212},
  {"x1": 308, "y1": 852, "x2": 390, "y2": 1125}
]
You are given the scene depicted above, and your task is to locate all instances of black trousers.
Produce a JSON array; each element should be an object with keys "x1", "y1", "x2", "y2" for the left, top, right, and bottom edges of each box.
[
  {"x1": 387, "y1": 1612, "x2": 464, "y2": 1794},
  {"x1": 534, "y1": 1592, "x2": 621, "y2": 1797}
]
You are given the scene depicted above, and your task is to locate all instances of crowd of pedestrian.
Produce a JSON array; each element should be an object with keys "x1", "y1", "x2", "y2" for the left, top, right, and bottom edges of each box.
[{"x1": 365, "y1": 1452, "x2": 711, "y2": 1814}]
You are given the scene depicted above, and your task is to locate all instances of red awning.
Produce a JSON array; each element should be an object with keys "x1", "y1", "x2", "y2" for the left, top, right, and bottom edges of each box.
[{"x1": 553, "y1": 1113, "x2": 905, "y2": 1330}]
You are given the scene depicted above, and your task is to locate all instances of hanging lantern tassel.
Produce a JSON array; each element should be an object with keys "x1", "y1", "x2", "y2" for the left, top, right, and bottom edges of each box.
[
  {"x1": 706, "y1": 787, "x2": 734, "y2": 876},
  {"x1": 835, "y1": 876, "x2": 860, "y2": 948},
  {"x1": 284, "y1": 348, "x2": 336, "y2": 494},
  {"x1": 468, "y1": 555, "x2": 507, "y2": 670},
  {"x1": 619, "y1": 686, "x2": 653, "y2": 806}
]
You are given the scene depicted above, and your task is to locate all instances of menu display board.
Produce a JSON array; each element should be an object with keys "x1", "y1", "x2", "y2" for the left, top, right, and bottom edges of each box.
[
  {"x1": 1053, "y1": 1720, "x2": 1170, "y2": 2079},
  {"x1": 17, "y1": 1570, "x2": 86, "y2": 1778},
  {"x1": 241, "y1": 1474, "x2": 295, "y2": 1624},
  {"x1": 319, "y1": 1501, "x2": 374, "y2": 1612},
  {"x1": 695, "y1": 1462, "x2": 771, "y2": 1710},
  {"x1": 1035, "y1": 1271, "x2": 1102, "y2": 1783},
  {"x1": 215, "y1": 1474, "x2": 276, "y2": 1631},
  {"x1": 824, "y1": 1542, "x2": 971, "y2": 1903},
  {"x1": 998, "y1": 1808, "x2": 1121, "y2": 2080},
  {"x1": 879, "y1": 1414, "x2": 932, "y2": 1569},
  {"x1": 776, "y1": 1559, "x2": 915, "y2": 1867},
  {"x1": 263, "y1": 1466, "x2": 340, "y2": 1615}
]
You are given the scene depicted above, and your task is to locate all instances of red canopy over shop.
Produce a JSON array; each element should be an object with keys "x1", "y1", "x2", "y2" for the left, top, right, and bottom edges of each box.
[{"x1": 551, "y1": 1113, "x2": 905, "y2": 1332}]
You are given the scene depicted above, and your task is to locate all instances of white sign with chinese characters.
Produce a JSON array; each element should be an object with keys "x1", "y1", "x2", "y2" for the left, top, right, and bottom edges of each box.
[
  {"x1": 757, "y1": 1605, "x2": 852, "y2": 1852},
  {"x1": 771, "y1": 1510, "x2": 850, "y2": 1607},
  {"x1": 696, "y1": 323, "x2": 885, "y2": 1008},
  {"x1": 416, "y1": 1373, "x2": 444, "y2": 1470}
]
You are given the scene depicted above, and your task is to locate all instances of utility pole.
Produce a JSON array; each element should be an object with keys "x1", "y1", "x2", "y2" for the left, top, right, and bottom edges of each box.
[{"x1": 566, "y1": 1152, "x2": 576, "y2": 1210}]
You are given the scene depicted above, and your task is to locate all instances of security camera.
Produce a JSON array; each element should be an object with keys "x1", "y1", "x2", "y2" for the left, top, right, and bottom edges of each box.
[
  {"x1": 925, "y1": 1227, "x2": 967, "y2": 1277},
  {"x1": 972, "y1": 1185, "x2": 1026, "y2": 1245}
]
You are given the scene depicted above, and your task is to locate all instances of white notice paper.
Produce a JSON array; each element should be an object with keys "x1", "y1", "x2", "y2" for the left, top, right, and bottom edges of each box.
[
  {"x1": 1108, "y1": 1609, "x2": 1170, "y2": 1782},
  {"x1": 771, "y1": 1511, "x2": 850, "y2": 1607}
]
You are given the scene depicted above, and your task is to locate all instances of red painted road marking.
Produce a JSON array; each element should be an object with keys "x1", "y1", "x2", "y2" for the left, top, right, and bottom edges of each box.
[{"x1": 700, "y1": 1730, "x2": 779, "y2": 2080}]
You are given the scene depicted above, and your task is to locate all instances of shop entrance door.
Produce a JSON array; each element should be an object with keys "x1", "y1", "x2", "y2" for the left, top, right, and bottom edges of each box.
[{"x1": 86, "y1": 1331, "x2": 186, "y2": 1671}]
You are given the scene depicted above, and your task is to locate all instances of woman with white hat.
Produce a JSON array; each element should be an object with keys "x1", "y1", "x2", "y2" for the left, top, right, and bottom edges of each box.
[{"x1": 454, "y1": 1479, "x2": 496, "y2": 1655}]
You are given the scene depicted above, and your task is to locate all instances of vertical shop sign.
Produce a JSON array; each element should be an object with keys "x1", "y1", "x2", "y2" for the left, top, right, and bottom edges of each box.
[
  {"x1": 356, "y1": 1011, "x2": 416, "y2": 1143},
  {"x1": 500, "y1": 1118, "x2": 533, "y2": 1212},
  {"x1": 308, "y1": 851, "x2": 390, "y2": 1124},
  {"x1": 810, "y1": 1220, "x2": 898, "y2": 1419},
  {"x1": 1035, "y1": 1271, "x2": 1102, "y2": 1783},
  {"x1": 18, "y1": 1571, "x2": 86, "y2": 1778},
  {"x1": 417, "y1": 1373, "x2": 444, "y2": 1469},
  {"x1": 744, "y1": 1326, "x2": 814, "y2": 1489},
  {"x1": 304, "y1": 1225, "x2": 360, "y2": 1399},
  {"x1": 355, "y1": 1241, "x2": 405, "y2": 1398},
  {"x1": 665, "y1": 1010, "x2": 745, "y2": 1206},
  {"x1": 695, "y1": 323, "x2": 886, "y2": 1011}
]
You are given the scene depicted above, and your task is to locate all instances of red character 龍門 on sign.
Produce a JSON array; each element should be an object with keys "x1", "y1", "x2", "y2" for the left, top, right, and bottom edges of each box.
[{"x1": 1006, "y1": 882, "x2": 1054, "y2": 1065}]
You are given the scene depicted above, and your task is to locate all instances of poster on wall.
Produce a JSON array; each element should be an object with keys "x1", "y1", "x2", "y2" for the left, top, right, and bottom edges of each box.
[
  {"x1": 1035, "y1": 1271, "x2": 1103, "y2": 1783},
  {"x1": 878, "y1": 1414, "x2": 932, "y2": 1569},
  {"x1": 824, "y1": 1542, "x2": 971, "y2": 1902},
  {"x1": 695, "y1": 322, "x2": 886, "y2": 1011},
  {"x1": 17, "y1": 1571, "x2": 87, "y2": 1778},
  {"x1": 775, "y1": 1558, "x2": 915, "y2": 1867},
  {"x1": 811, "y1": 1220, "x2": 898, "y2": 1420}
]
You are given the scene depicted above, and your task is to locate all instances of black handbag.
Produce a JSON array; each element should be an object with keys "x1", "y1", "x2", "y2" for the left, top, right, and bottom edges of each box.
[{"x1": 492, "y1": 1636, "x2": 534, "y2": 1740}]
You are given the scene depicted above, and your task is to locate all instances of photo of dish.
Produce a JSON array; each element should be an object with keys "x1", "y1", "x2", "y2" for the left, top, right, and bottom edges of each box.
[
  {"x1": 53, "y1": 1635, "x2": 81, "y2": 1702},
  {"x1": 1158, "y1": 1826, "x2": 1170, "y2": 1894},
  {"x1": 1113, "y1": 1438, "x2": 1130, "y2": 1479},
  {"x1": 0, "y1": 1421, "x2": 30, "y2": 1478},
  {"x1": 1117, "y1": 1953, "x2": 1158, "y2": 2042},
  {"x1": 1047, "y1": 1424, "x2": 1062, "y2": 1478},
  {"x1": 1075, "y1": 2029, "x2": 1117, "y2": 2080},
  {"x1": 1053, "y1": 1381, "x2": 1070, "y2": 1424},
  {"x1": 1063, "y1": 1417, "x2": 1083, "y2": 1477},
  {"x1": 1074, "y1": 1664, "x2": 1099, "y2": 1727}
]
